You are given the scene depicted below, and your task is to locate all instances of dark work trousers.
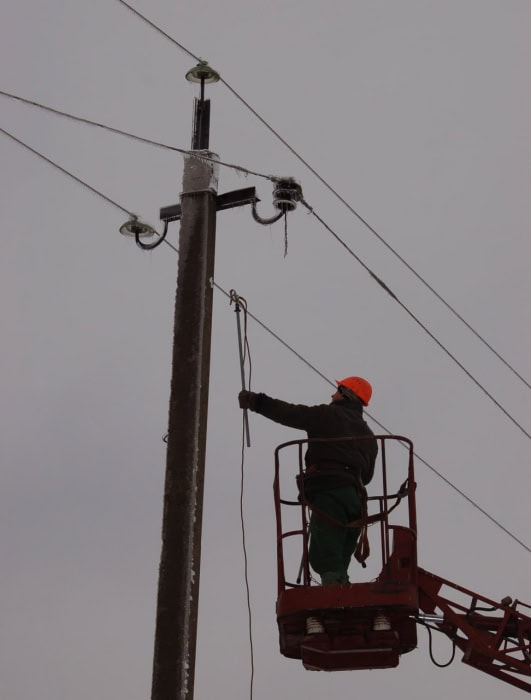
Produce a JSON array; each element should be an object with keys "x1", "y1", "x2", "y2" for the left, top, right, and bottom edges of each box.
[{"x1": 307, "y1": 485, "x2": 362, "y2": 583}]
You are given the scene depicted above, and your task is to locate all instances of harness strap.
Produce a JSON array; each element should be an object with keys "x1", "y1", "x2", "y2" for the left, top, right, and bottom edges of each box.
[{"x1": 299, "y1": 478, "x2": 410, "y2": 567}]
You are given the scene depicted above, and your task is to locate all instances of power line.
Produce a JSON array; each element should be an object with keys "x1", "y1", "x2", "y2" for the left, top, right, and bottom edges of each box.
[
  {"x1": 1, "y1": 125, "x2": 183, "y2": 252},
  {"x1": 114, "y1": 0, "x2": 200, "y2": 62},
  {"x1": 4, "y1": 109, "x2": 528, "y2": 555},
  {"x1": 211, "y1": 280, "x2": 530, "y2": 556},
  {"x1": 5, "y1": 87, "x2": 529, "y2": 423},
  {"x1": 0, "y1": 91, "x2": 276, "y2": 182},
  {"x1": 1, "y1": 127, "x2": 133, "y2": 216},
  {"x1": 111, "y1": 1, "x2": 530, "y2": 392},
  {"x1": 300, "y1": 199, "x2": 531, "y2": 442},
  {"x1": 5, "y1": 95, "x2": 528, "y2": 440},
  {"x1": 218, "y1": 88, "x2": 531, "y2": 393}
]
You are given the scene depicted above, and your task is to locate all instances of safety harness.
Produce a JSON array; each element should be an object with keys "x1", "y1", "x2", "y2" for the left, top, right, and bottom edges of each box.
[{"x1": 298, "y1": 475, "x2": 410, "y2": 567}]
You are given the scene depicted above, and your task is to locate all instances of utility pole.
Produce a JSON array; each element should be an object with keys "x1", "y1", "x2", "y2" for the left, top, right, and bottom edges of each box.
[
  {"x1": 118, "y1": 61, "x2": 299, "y2": 699},
  {"x1": 148, "y1": 62, "x2": 258, "y2": 700}
]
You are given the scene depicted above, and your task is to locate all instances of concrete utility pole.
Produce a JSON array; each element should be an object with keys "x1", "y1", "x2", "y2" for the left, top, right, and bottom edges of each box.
[
  {"x1": 150, "y1": 63, "x2": 217, "y2": 700},
  {"x1": 150, "y1": 63, "x2": 258, "y2": 700}
]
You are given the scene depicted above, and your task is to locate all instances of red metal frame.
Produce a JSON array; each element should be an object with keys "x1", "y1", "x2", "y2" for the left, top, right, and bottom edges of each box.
[
  {"x1": 274, "y1": 435, "x2": 419, "y2": 671},
  {"x1": 417, "y1": 568, "x2": 531, "y2": 692},
  {"x1": 273, "y1": 436, "x2": 531, "y2": 690}
]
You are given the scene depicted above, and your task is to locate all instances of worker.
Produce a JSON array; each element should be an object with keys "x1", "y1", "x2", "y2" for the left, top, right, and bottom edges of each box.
[{"x1": 238, "y1": 376, "x2": 377, "y2": 585}]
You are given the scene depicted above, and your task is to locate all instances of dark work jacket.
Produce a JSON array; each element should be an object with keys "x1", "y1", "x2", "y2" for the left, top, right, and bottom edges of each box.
[{"x1": 253, "y1": 393, "x2": 378, "y2": 489}]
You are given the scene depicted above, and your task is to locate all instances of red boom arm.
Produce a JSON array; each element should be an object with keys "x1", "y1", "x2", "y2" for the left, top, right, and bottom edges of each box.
[{"x1": 417, "y1": 567, "x2": 531, "y2": 692}]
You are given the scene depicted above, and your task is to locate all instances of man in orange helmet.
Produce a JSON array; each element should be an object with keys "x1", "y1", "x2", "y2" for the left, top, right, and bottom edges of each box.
[{"x1": 238, "y1": 377, "x2": 377, "y2": 585}]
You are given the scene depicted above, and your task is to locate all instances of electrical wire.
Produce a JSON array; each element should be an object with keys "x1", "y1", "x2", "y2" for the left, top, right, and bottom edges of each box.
[
  {"x1": 111, "y1": 1, "x2": 531, "y2": 392},
  {"x1": 211, "y1": 280, "x2": 530, "y2": 556},
  {"x1": 0, "y1": 91, "x2": 277, "y2": 182},
  {"x1": 5, "y1": 88, "x2": 528, "y2": 417},
  {"x1": 114, "y1": 0, "x2": 200, "y2": 62},
  {"x1": 3, "y1": 119, "x2": 256, "y2": 691},
  {"x1": 417, "y1": 621, "x2": 457, "y2": 668},
  {"x1": 1, "y1": 127, "x2": 133, "y2": 216},
  {"x1": 1, "y1": 127, "x2": 178, "y2": 256},
  {"x1": 218, "y1": 87, "x2": 531, "y2": 393},
  {"x1": 5, "y1": 91, "x2": 526, "y2": 439},
  {"x1": 301, "y1": 199, "x2": 531, "y2": 443},
  {"x1": 3, "y1": 119, "x2": 528, "y2": 554}
]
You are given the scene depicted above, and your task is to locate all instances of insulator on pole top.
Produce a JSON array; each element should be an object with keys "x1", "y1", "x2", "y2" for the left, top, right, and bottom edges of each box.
[{"x1": 185, "y1": 60, "x2": 220, "y2": 85}]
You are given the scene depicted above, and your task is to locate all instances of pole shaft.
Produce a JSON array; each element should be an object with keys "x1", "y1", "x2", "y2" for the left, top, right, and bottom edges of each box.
[{"x1": 151, "y1": 150, "x2": 219, "y2": 700}]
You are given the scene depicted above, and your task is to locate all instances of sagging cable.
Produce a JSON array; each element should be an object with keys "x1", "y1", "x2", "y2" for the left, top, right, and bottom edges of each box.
[{"x1": 228, "y1": 288, "x2": 255, "y2": 699}]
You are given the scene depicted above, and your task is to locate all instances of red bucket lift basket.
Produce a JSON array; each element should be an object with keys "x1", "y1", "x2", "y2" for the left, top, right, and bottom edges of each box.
[{"x1": 274, "y1": 435, "x2": 419, "y2": 672}]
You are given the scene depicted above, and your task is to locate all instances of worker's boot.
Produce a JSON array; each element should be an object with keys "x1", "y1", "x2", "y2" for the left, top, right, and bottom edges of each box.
[{"x1": 321, "y1": 570, "x2": 349, "y2": 585}]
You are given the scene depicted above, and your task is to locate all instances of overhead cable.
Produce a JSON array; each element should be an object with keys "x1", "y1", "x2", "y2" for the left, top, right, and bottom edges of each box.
[
  {"x1": 7, "y1": 88, "x2": 528, "y2": 428},
  {"x1": 0, "y1": 91, "x2": 276, "y2": 182},
  {"x1": 112, "y1": 1, "x2": 530, "y2": 391},
  {"x1": 301, "y1": 199, "x2": 531, "y2": 443},
  {"x1": 1, "y1": 127, "x2": 132, "y2": 216},
  {"x1": 114, "y1": 0, "x2": 200, "y2": 62},
  {"x1": 4, "y1": 114, "x2": 528, "y2": 555},
  {"x1": 211, "y1": 280, "x2": 530, "y2": 556},
  {"x1": 218, "y1": 87, "x2": 531, "y2": 392}
]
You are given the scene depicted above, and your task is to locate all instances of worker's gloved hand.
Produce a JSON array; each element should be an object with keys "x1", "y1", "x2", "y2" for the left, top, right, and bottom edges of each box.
[{"x1": 238, "y1": 390, "x2": 257, "y2": 410}]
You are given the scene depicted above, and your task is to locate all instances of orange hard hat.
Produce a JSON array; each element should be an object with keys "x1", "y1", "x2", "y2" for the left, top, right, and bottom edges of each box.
[{"x1": 336, "y1": 376, "x2": 372, "y2": 406}]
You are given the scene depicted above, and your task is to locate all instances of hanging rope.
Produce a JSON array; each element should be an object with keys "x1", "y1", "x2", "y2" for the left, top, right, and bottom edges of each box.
[
  {"x1": 230, "y1": 290, "x2": 252, "y2": 445},
  {"x1": 283, "y1": 213, "x2": 288, "y2": 258},
  {"x1": 229, "y1": 290, "x2": 252, "y2": 380},
  {"x1": 229, "y1": 289, "x2": 254, "y2": 700},
  {"x1": 238, "y1": 418, "x2": 254, "y2": 700}
]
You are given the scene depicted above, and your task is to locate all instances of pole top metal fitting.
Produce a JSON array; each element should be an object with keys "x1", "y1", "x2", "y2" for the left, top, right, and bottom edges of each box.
[{"x1": 185, "y1": 60, "x2": 220, "y2": 84}]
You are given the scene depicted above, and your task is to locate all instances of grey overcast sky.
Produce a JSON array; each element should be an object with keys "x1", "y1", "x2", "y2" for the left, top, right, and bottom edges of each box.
[{"x1": 1, "y1": 1, "x2": 530, "y2": 698}]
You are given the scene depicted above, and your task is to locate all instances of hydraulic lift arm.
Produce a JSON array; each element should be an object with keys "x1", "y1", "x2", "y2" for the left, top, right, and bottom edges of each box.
[{"x1": 416, "y1": 567, "x2": 531, "y2": 693}]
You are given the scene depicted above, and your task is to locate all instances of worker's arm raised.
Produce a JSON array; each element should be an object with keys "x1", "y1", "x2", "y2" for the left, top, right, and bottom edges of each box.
[{"x1": 245, "y1": 392, "x2": 323, "y2": 431}]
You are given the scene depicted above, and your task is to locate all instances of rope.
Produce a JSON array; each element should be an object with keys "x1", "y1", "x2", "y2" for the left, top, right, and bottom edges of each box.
[
  {"x1": 239, "y1": 418, "x2": 254, "y2": 700},
  {"x1": 229, "y1": 291, "x2": 253, "y2": 390},
  {"x1": 231, "y1": 291, "x2": 254, "y2": 700}
]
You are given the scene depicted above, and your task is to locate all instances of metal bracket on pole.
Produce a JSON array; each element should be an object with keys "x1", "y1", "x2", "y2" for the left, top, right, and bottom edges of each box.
[{"x1": 160, "y1": 186, "x2": 258, "y2": 224}]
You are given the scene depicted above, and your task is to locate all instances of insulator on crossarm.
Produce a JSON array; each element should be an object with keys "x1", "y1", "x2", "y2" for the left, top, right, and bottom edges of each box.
[
  {"x1": 251, "y1": 177, "x2": 303, "y2": 225},
  {"x1": 273, "y1": 178, "x2": 302, "y2": 212}
]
